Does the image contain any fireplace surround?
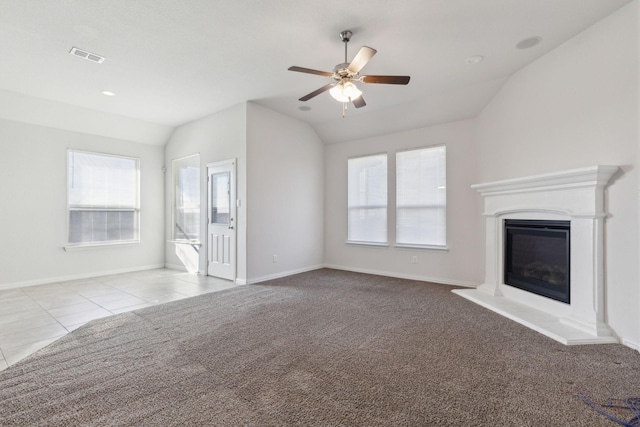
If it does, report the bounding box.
[453,165,619,345]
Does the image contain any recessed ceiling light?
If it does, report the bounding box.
[516,37,542,50]
[101,90,116,97]
[298,105,311,111]
[465,55,484,65]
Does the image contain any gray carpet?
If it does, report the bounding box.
[1,269,638,426]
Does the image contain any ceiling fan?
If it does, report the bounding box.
[288,30,410,116]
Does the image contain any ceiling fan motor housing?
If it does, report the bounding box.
[333,63,357,81]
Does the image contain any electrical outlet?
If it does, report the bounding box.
[411,256,418,264]
[273,254,278,263]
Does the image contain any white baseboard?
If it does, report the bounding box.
[0,264,166,291]
[244,264,479,288]
[164,263,188,272]
[622,338,640,352]
[322,264,481,288]
[245,265,325,285]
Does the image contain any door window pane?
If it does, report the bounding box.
[210,172,230,225]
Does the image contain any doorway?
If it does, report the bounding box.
[207,160,236,281]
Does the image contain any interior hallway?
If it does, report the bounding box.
[0,269,237,371]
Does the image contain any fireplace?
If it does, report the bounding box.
[504,220,570,304]
[452,165,619,345]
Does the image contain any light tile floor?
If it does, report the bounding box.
[0,268,237,371]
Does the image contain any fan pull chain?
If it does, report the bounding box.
[342,102,348,118]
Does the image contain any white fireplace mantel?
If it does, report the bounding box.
[453,165,620,345]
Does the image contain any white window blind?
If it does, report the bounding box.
[396,146,446,247]
[347,154,388,244]
[67,150,139,245]
[173,155,200,241]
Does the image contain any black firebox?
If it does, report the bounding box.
[504,219,570,304]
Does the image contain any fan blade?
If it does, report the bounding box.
[288,66,333,77]
[361,75,411,85]
[348,46,377,73]
[352,96,366,108]
[299,83,335,101]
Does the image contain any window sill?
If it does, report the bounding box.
[346,241,390,248]
[394,244,449,253]
[64,240,140,252]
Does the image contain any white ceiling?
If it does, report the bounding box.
[0,0,632,145]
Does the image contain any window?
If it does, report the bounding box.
[347,153,388,244]
[173,155,200,241]
[396,146,446,247]
[67,150,139,246]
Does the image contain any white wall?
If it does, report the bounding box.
[475,2,639,346]
[324,119,483,286]
[164,103,248,282]
[0,118,165,288]
[245,102,324,282]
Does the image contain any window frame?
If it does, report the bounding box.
[65,149,140,250]
[346,152,389,246]
[394,144,447,251]
[172,154,201,243]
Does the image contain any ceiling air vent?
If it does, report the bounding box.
[69,47,105,64]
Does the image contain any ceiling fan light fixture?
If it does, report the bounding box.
[329,81,362,103]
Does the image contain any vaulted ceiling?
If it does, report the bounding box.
[0,0,632,145]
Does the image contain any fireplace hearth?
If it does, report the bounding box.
[504,219,570,304]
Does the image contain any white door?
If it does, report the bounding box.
[207,160,236,280]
